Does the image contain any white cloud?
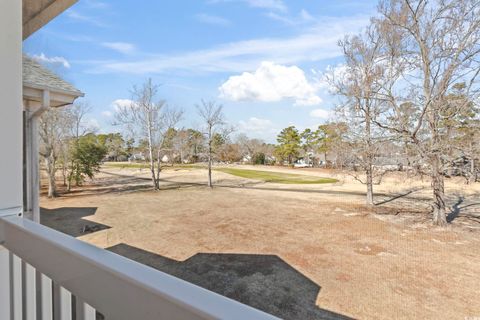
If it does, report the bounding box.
[266,9,314,25]
[103,99,135,122]
[300,9,313,21]
[85,118,100,131]
[101,110,113,117]
[101,42,136,54]
[84,0,109,9]
[316,64,351,93]
[111,99,135,112]
[66,10,106,27]
[43,30,94,43]
[244,0,287,11]
[296,96,322,106]
[219,61,322,106]
[238,117,273,133]
[196,13,231,26]
[32,53,71,68]
[210,0,287,12]
[88,15,369,74]
[265,12,294,25]
[309,108,331,119]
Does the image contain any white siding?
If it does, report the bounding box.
[0,0,22,213]
[0,4,22,317]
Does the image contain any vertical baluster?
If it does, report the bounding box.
[23,261,37,320]
[11,254,22,320]
[37,273,53,320]
[75,297,96,320]
[0,247,11,320]
[54,285,72,320]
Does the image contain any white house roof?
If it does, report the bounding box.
[23,56,83,95]
[23,55,84,107]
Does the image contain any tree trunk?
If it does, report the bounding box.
[147,132,158,190]
[45,155,57,198]
[208,128,213,188]
[366,164,374,206]
[67,169,73,192]
[149,155,158,190]
[61,162,67,186]
[431,156,447,226]
[365,103,374,206]
[469,157,475,184]
[208,155,212,188]
[156,149,162,186]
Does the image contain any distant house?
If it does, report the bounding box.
[128,153,146,162]
[241,155,251,163]
[294,159,313,168]
[315,153,337,166]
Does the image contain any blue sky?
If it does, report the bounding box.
[24,0,378,142]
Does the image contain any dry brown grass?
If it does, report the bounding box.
[40,166,480,319]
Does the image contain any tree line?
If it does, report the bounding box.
[39,0,480,227]
[38,80,275,195]
[327,0,480,225]
[40,71,479,228]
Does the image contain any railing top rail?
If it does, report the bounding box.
[0,216,279,320]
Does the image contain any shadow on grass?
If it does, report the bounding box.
[447,194,480,223]
[55,169,426,203]
[49,170,480,227]
[107,243,354,320]
[374,188,425,206]
[40,207,110,237]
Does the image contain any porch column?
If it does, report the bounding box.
[25,91,50,222]
[0,0,23,318]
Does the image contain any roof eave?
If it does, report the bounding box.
[23,81,84,98]
[23,0,79,40]
[23,83,84,108]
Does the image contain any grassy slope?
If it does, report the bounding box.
[104,162,337,184]
[104,162,151,169]
[216,168,338,184]
[104,162,202,170]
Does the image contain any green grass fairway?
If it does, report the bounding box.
[104,163,337,184]
[104,162,204,170]
[104,162,150,169]
[216,168,338,184]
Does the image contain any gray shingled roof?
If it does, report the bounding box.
[23,55,83,96]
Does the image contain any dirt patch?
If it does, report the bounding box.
[40,166,480,320]
[353,243,387,256]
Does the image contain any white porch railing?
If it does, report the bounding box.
[0,215,280,320]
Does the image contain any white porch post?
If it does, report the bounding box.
[0,0,23,318]
[25,91,50,222]
[30,111,41,222]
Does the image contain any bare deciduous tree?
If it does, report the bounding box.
[39,108,72,197]
[374,0,480,225]
[117,80,162,189]
[115,79,183,190]
[155,107,183,181]
[236,134,266,163]
[67,101,94,139]
[171,129,190,164]
[196,100,228,188]
[332,25,387,206]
